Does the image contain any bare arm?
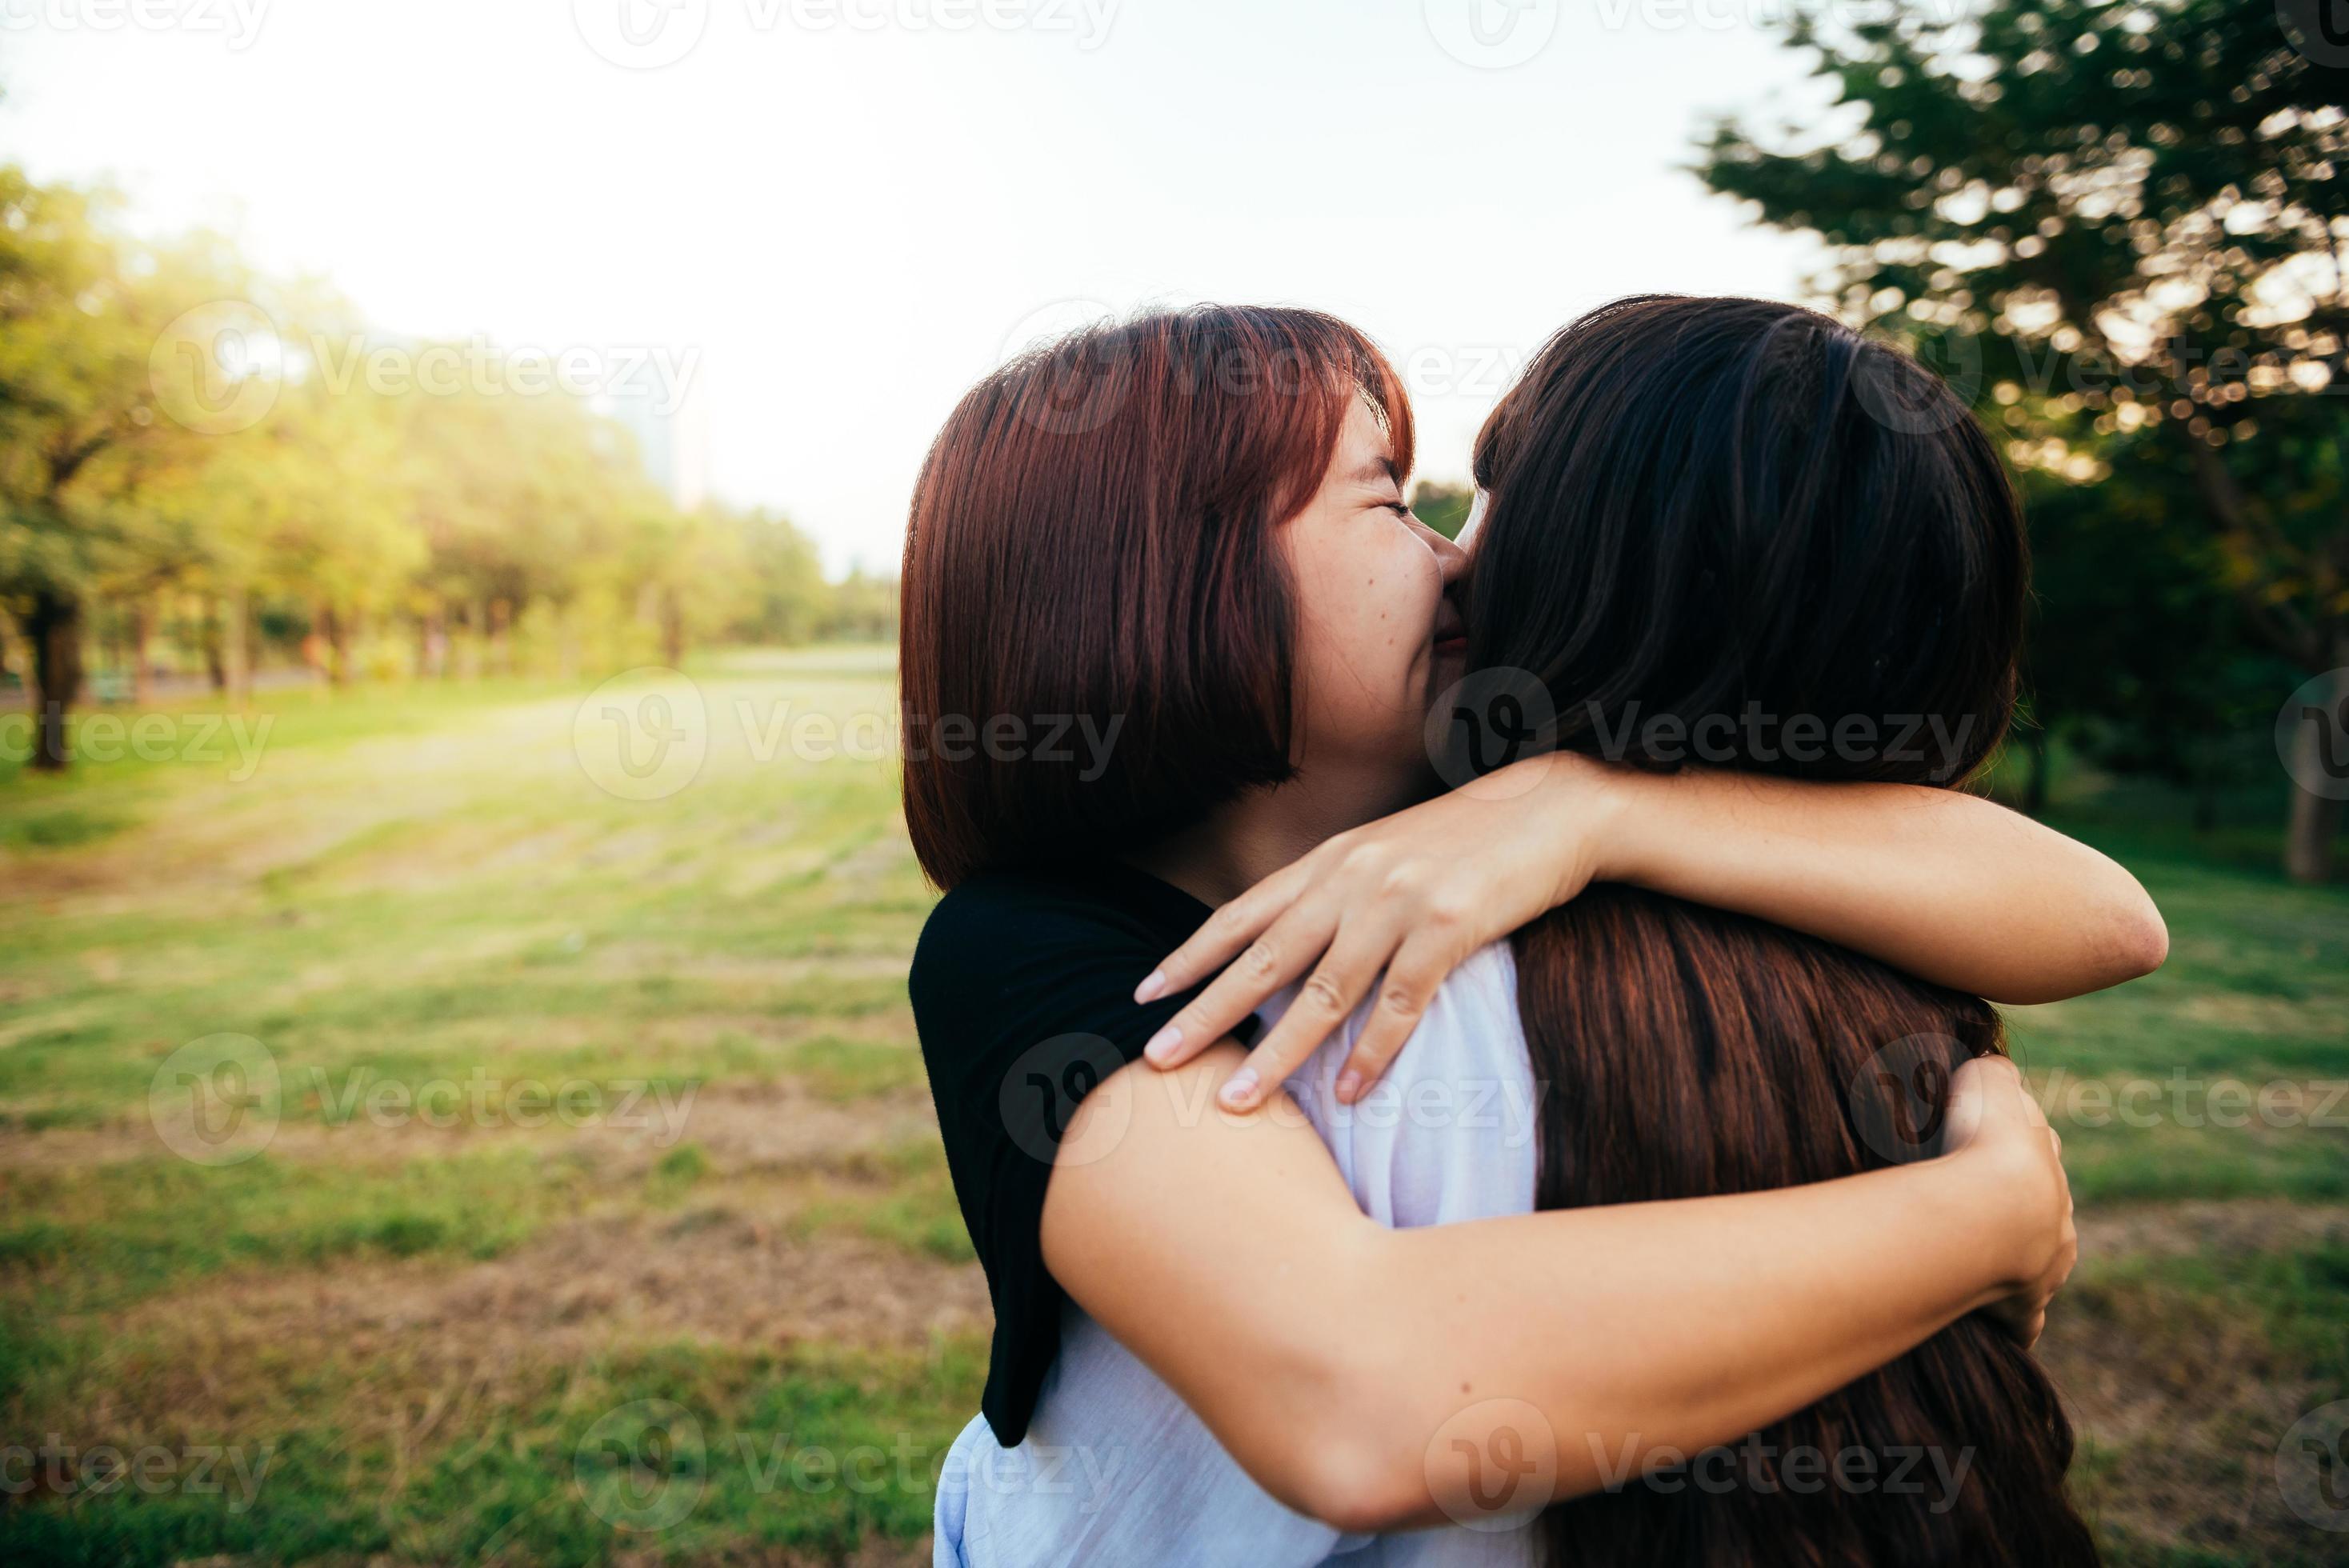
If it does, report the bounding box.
[1042,1043,2073,1533]
[1140,752,2167,1107]
[1596,763,2166,1006]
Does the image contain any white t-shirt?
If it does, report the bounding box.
[933,942,1542,1568]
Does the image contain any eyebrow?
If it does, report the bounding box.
[1347,456,1400,488]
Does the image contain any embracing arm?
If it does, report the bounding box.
[1141,751,2167,1106]
[1589,762,2167,1005]
[1042,1043,2074,1533]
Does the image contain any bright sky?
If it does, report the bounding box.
[2,0,1835,574]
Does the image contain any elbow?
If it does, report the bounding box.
[1231,1338,1433,1531]
[1275,1423,1427,1535]
[2104,882,2169,984]
[1998,874,2168,1004]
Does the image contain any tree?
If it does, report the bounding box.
[717,506,830,646]
[2021,443,2298,822]
[1699,0,2349,879]
[0,174,257,767]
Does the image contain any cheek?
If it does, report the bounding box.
[1291,528,1439,697]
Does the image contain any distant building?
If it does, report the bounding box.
[600,364,710,511]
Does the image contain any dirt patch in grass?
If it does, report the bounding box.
[106,1207,987,1382]
[2077,1198,2349,1262]
[0,1078,938,1174]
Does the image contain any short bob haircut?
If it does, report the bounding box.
[901,306,1414,890]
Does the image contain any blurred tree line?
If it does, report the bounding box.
[0,166,891,774]
[1692,0,2345,882]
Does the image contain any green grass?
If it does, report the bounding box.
[1,652,2344,1564]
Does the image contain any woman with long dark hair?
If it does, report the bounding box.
[1463,294,2092,1562]
[903,303,2156,1563]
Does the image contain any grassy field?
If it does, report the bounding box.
[1,648,2343,1566]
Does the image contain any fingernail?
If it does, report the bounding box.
[1134,970,1168,1004]
[1143,1025,1183,1064]
[1219,1068,1258,1109]
[1335,1070,1362,1103]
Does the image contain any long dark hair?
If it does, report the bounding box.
[1467,297,2097,1566]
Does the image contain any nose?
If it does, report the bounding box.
[1422,518,1469,587]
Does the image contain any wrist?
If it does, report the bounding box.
[1564,754,1651,889]
[1933,1138,2042,1312]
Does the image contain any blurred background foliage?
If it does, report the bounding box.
[0,160,888,770]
